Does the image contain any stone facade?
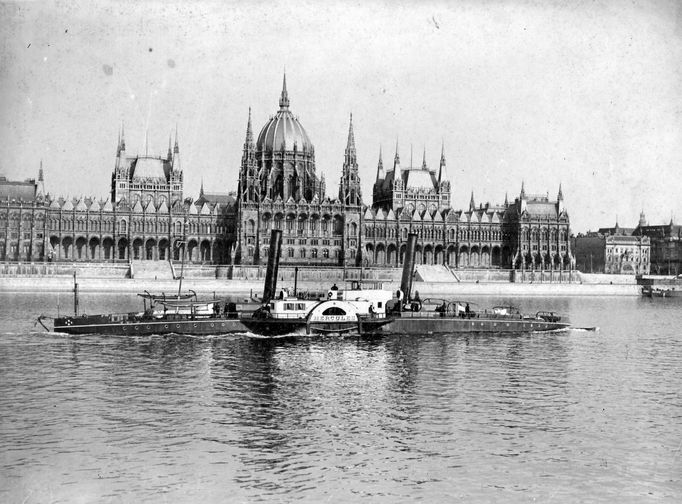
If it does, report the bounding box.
[234,76,361,266]
[1,75,575,271]
[0,137,234,264]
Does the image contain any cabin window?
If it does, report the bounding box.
[322,307,346,316]
[296,303,306,310]
[377,302,382,308]
[285,303,296,310]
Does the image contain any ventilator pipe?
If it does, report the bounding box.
[262,229,283,303]
[400,232,418,304]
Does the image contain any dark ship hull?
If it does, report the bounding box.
[52,314,250,336]
[240,315,393,337]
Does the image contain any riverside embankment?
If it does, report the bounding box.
[0,276,640,297]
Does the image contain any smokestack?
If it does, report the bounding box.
[262,229,283,303]
[400,233,418,301]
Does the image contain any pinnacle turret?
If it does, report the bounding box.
[344,113,356,164]
[438,142,448,185]
[245,107,254,147]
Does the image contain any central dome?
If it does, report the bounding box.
[256,75,313,153]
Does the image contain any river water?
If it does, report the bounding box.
[0,292,680,503]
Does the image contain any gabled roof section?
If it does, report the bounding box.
[62,199,74,211]
[89,199,101,212]
[132,200,143,212]
[200,203,211,215]
[363,207,375,220]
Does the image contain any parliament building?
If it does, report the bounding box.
[0,76,575,272]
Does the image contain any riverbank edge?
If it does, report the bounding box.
[0,277,641,297]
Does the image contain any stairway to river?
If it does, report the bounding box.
[130,260,175,280]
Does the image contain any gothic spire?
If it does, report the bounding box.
[167,134,172,159]
[504,192,509,206]
[469,191,476,212]
[438,141,448,185]
[245,107,254,147]
[557,182,563,201]
[37,160,45,197]
[346,113,355,153]
[279,72,290,109]
[421,146,427,170]
[520,180,526,199]
[394,137,400,165]
[174,124,179,154]
[200,178,205,197]
[376,146,385,182]
[120,121,126,151]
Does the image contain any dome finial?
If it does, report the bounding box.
[279,72,290,109]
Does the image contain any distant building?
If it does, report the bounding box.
[574,220,650,275]
[633,211,682,275]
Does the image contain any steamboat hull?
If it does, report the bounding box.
[240,317,393,337]
[372,315,570,335]
[53,316,250,336]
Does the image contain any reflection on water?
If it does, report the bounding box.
[0,292,681,503]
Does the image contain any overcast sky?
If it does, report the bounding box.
[1,0,681,232]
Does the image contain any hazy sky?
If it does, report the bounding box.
[1,0,681,232]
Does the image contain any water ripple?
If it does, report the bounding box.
[1,293,681,502]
